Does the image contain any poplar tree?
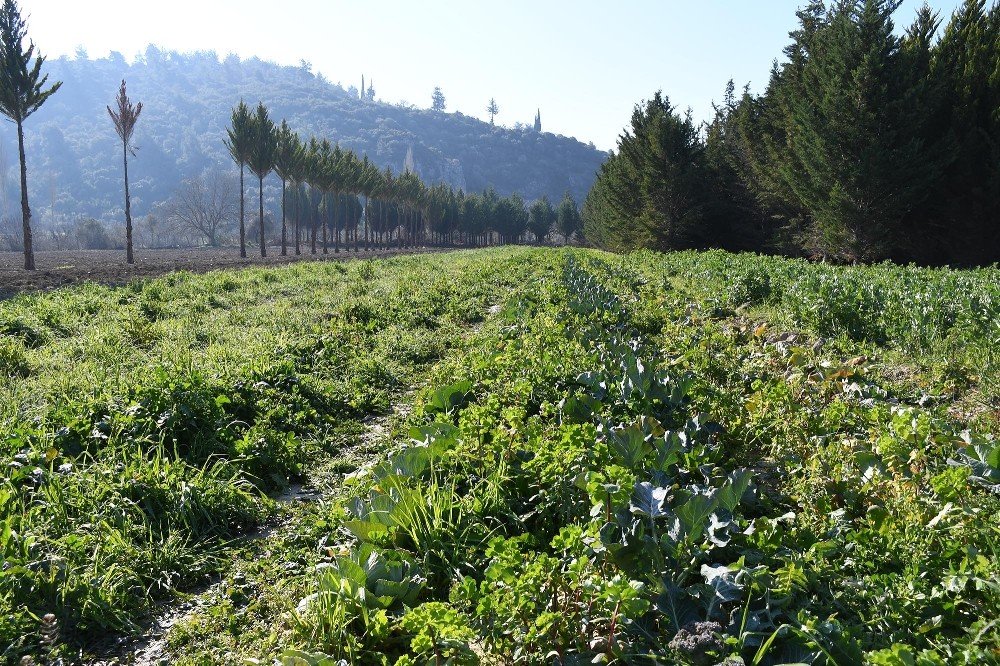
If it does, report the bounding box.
[107,79,142,264]
[0,0,61,270]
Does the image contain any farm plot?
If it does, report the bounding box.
[0,248,541,662]
[3,247,999,664]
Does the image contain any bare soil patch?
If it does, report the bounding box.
[0,246,445,298]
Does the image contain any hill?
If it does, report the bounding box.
[0,47,606,235]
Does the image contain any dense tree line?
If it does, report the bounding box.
[0,47,603,244]
[225,100,584,255]
[584,0,1000,265]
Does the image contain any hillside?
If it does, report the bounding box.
[0,47,606,230]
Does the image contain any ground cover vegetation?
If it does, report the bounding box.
[43,247,995,665]
[0,249,545,662]
[583,0,1000,266]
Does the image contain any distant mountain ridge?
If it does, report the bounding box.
[0,47,606,225]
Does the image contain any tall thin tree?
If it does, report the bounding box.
[273,120,299,256]
[108,79,142,265]
[224,100,252,258]
[486,97,499,125]
[247,101,275,257]
[0,0,60,270]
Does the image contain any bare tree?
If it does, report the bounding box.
[107,79,142,264]
[163,172,237,247]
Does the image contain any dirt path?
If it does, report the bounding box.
[89,392,415,666]
[0,246,450,299]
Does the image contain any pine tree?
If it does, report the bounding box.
[528,196,555,243]
[928,0,1000,263]
[247,102,276,257]
[486,98,499,125]
[582,93,707,251]
[556,191,581,244]
[432,86,446,111]
[273,120,301,256]
[224,100,253,258]
[533,109,541,132]
[0,0,61,270]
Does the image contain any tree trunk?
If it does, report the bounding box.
[258,174,266,257]
[332,192,339,254]
[280,179,287,256]
[123,141,133,265]
[294,184,301,255]
[365,199,371,251]
[322,193,329,254]
[239,165,247,258]
[17,121,34,271]
[310,188,317,254]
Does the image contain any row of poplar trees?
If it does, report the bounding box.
[224,101,582,256]
[584,0,1000,265]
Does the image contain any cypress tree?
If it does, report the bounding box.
[928,0,1000,264]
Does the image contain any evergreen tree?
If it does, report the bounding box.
[927,0,1000,263]
[527,196,555,243]
[273,120,300,256]
[533,109,542,132]
[486,98,499,125]
[247,101,276,257]
[556,191,581,244]
[703,80,769,250]
[777,0,941,261]
[107,79,142,265]
[584,93,708,251]
[224,100,253,258]
[0,0,61,270]
[432,86,446,111]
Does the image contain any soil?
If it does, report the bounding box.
[0,245,445,299]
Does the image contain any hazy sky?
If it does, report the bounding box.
[28,0,963,150]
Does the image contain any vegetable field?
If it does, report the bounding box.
[2,248,998,664]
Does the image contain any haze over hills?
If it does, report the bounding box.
[0,47,606,229]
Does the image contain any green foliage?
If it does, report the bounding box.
[7,247,1000,663]
[584,93,711,252]
[585,1,1000,265]
[0,249,537,661]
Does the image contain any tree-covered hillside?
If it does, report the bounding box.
[0,47,606,228]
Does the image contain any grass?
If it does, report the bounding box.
[0,249,546,661]
[3,247,999,664]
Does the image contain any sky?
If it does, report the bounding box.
[27,0,964,151]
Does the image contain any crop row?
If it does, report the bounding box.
[282,250,1000,664]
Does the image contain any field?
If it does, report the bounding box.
[2,247,999,665]
[0,247,441,299]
